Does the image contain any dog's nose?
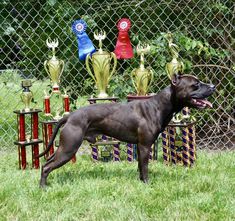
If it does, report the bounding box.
[209,84,215,91]
[209,84,216,91]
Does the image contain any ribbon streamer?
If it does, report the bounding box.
[114,18,133,59]
[72,19,96,61]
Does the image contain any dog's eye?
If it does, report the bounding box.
[193,82,200,89]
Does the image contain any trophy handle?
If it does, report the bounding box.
[180,61,185,73]
[108,52,117,81]
[144,68,154,93]
[59,60,64,79]
[85,53,96,83]
[44,60,50,77]
[131,69,138,92]
[148,68,154,87]
[165,63,172,79]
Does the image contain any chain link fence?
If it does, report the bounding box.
[0,0,234,150]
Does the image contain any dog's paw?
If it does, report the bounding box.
[139,177,149,184]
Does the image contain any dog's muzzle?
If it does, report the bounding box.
[190,84,215,109]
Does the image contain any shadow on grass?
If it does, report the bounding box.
[49,164,139,185]
[45,159,188,187]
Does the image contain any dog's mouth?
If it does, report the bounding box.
[190,98,213,109]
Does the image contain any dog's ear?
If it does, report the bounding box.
[171,74,181,86]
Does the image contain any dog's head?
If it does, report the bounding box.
[171,74,216,109]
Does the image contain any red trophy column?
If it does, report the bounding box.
[63,94,70,114]
[32,112,40,169]
[14,110,42,170]
[19,114,26,169]
[44,95,51,116]
[48,124,54,155]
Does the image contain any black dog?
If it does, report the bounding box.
[38,74,215,187]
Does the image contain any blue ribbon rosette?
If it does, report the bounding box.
[72,19,96,61]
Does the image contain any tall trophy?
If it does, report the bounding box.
[165,33,189,122]
[86,30,117,98]
[131,43,153,96]
[44,38,64,92]
[165,32,184,80]
[44,38,70,120]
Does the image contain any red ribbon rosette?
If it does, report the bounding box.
[114,18,134,59]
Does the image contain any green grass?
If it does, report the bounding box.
[0,150,234,221]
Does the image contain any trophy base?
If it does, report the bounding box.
[53,115,63,121]
[127,94,153,102]
[20,108,36,113]
[22,108,31,113]
[97,92,109,98]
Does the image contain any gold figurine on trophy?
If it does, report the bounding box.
[44,38,64,92]
[165,33,189,122]
[165,32,184,80]
[86,30,117,98]
[131,43,153,96]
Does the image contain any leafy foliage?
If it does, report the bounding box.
[1,0,234,92]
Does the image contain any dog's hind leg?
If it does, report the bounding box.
[40,125,85,188]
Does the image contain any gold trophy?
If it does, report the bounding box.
[165,32,184,80]
[43,38,70,120]
[44,38,64,92]
[20,79,33,112]
[165,33,187,122]
[131,43,153,96]
[86,30,117,98]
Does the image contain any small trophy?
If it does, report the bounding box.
[165,32,184,80]
[20,79,33,112]
[44,38,64,92]
[86,30,117,98]
[131,43,153,96]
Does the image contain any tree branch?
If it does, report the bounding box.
[193,64,234,73]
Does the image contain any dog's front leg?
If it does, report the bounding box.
[137,143,151,183]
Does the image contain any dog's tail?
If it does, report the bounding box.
[35,115,69,158]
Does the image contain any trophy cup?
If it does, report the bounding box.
[131,43,153,96]
[165,32,184,80]
[20,79,33,112]
[44,38,64,92]
[86,30,117,98]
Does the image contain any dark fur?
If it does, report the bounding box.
[38,74,215,187]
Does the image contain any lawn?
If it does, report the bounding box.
[0,150,234,221]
